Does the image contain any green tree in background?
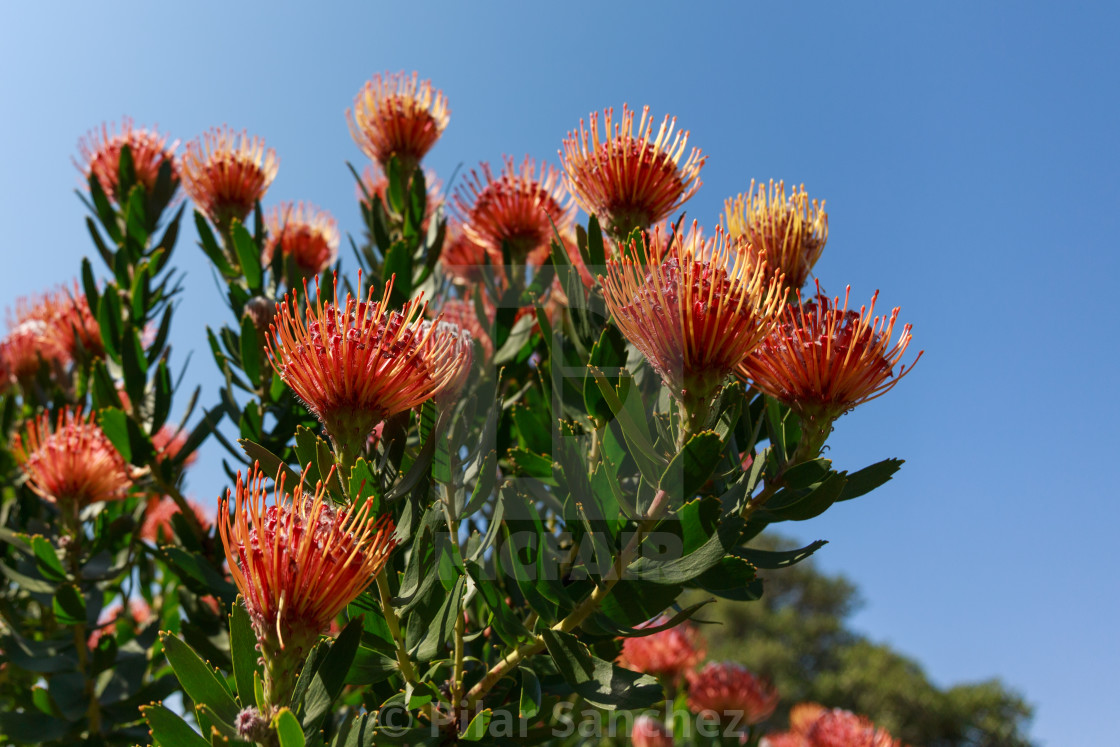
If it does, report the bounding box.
[691,536,1034,746]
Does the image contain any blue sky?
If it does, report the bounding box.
[2,2,1117,743]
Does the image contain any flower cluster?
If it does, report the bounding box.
[454,155,575,266]
[181,126,278,232]
[1,282,102,385]
[561,104,705,240]
[762,703,902,747]
[686,661,780,725]
[263,201,340,278]
[348,71,449,175]
[76,117,179,203]
[218,465,396,703]
[618,617,706,683]
[267,275,472,458]
[13,408,132,508]
[738,284,921,431]
[601,227,785,429]
[723,180,829,292]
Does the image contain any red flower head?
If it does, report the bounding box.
[561,104,705,240]
[686,661,779,725]
[601,227,785,431]
[13,408,132,507]
[181,126,278,232]
[737,283,922,437]
[141,496,212,544]
[632,715,675,747]
[263,202,340,277]
[218,465,396,703]
[440,220,494,285]
[618,616,705,683]
[267,274,472,461]
[435,298,492,363]
[454,155,575,266]
[805,709,900,747]
[76,117,179,204]
[2,283,103,382]
[723,180,829,292]
[348,71,449,175]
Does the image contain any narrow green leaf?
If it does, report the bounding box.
[460,709,492,741]
[660,430,724,497]
[160,632,239,725]
[231,220,263,290]
[540,630,662,709]
[141,704,210,747]
[837,458,904,501]
[274,708,306,747]
[52,583,86,626]
[239,313,262,388]
[518,668,541,719]
[30,536,67,582]
[230,599,261,707]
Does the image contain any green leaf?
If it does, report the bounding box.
[297,616,364,730]
[540,630,662,709]
[765,471,849,522]
[194,211,236,277]
[230,599,261,707]
[274,708,306,747]
[160,632,240,725]
[782,458,833,490]
[239,438,302,489]
[231,220,263,290]
[584,326,627,424]
[660,430,724,498]
[30,536,67,582]
[586,214,606,269]
[837,458,904,501]
[383,242,412,306]
[627,514,745,585]
[141,704,210,747]
[96,285,123,363]
[413,574,464,661]
[345,646,398,686]
[588,366,663,484]
[518,668,541,719]
[460,709,492,741]
[52,583,86,626]
[97,407,153,465]
[736,539,827,569]
[694,556,761,601]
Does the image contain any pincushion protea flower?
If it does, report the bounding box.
[686,661,779,725]
[454,155,575,265]
[440,220,494,285]
[267,275,471,464]
[761,704,901,747]
[618,616,706,683]
[358,162,443,221]
[13,408,132,509]
[601,227,785,434]
[218,464,396,708]
[181,126,278,232]
[631,715,675,747]
[140,496,211,543]
[348,71,449,175]
[436,298,493,362]
[263,201,340,277]
[723,180,828,292]
[76,117,179,204]
[737,283,921,446]
[1,283,103,381]
[561,104,705,240]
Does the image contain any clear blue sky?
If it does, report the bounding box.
[2,3,1117,743]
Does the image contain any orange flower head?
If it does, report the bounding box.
[263,202,340,277]
[181,126,278,231]
[723,180,828,292]
[219,465,396,701]
[632,715,674,747]
[737,283,922,428]
[435,298,492,363]
[561,104,705,239]
[2,283,102,380]
[804,709,901,747]
[601,226,785,426]
[76,117,178,203]
[686,661,779,725]
[789,703,828,735]
[267,274,472,459]
[13,408,132,507]
[440,220,494,285]
[618,616,705,683]
[454,155,575,265]
[141,496,212,544]
[348,71,449,174]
